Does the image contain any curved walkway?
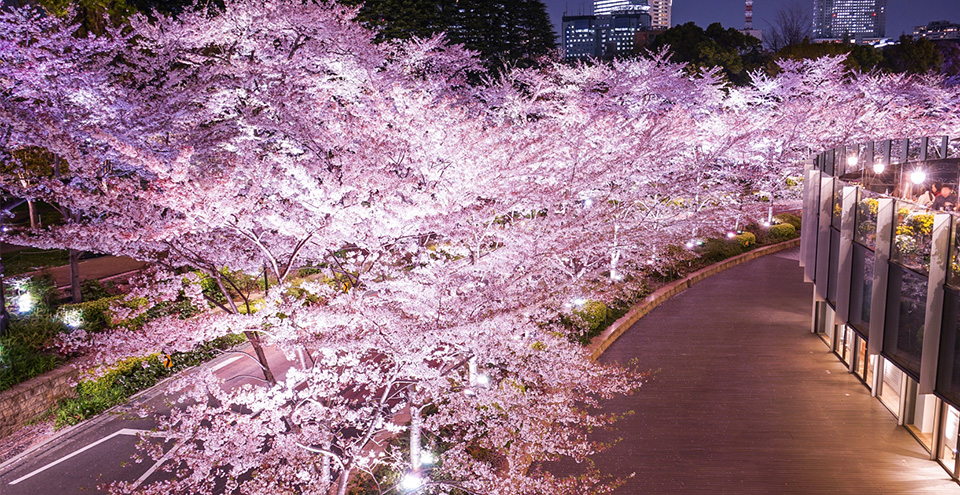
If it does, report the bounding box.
[589,248,960,494]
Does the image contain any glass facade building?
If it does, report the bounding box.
[562,12,652,61]
[593,0,669,29]
[804,135,960,480]
[812,0,887,40]
[913,20,960,42]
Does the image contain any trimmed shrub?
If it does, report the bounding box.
[53,333,246,427]
[700,238,743,262]
[575,300,608,331]
[770,223,797,240]
[80,279,118,301]
[774,212,802,230]
[56,296,123,333]
[734,232,756,248]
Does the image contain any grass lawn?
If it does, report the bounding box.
[1,248,70,276]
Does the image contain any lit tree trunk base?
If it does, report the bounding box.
[69,249,81,303]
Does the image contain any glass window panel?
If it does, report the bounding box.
[949,137,960,160]
[855,336,868,381]
[893,200,933,275]
[831,181,843,228]
[949,217,960,289]
[855,191,879,250]
[827,228,840,306]
[884,264,927,377]
[941,404,960,476]
[937,288,960,406]
[844,326,854,364]
[879,358,903,418]
[849,245,873,331]
[904,377,936,451]
[908,138,923,162]
[890,139,905,164]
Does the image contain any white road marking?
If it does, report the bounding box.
[130,440,181,489]
[9,428,151,485]
[210,355,244,372]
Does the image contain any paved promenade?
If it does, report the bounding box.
[589,248,960,494]
[27,255,147,289]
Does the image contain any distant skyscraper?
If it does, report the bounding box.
[913,20,960,42]
[593,0,643,15]
[812,0,887,41]
[563,10,652,60]
[647,0,671,29]
[594,0,670,28]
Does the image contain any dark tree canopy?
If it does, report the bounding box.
[773,41,883,74]
[649,22,765,85]
[34,0,203,35]
[881,35,944,75]
[341,0,557,72]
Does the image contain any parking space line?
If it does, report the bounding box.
[8,428,151,485]
[130,440,181,489]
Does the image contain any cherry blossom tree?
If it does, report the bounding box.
[1,1,959,494]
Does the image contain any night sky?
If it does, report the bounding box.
[543,0,960,40]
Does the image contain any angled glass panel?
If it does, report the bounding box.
[892,200,933,275]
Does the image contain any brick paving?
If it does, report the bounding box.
[583,247,960,494]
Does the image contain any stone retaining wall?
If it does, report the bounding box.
[0,363,77,437]
[587,237,802,360]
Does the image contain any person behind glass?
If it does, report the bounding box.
[918,181,942,207]
[932,184,959,211]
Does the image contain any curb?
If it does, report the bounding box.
[0,344,252,475]
[54,268,146,292]
[586,237,802,361]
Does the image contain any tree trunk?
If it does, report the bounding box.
[210,271,276,385]
[410,405,422,470]
[243,330,277,385]
[321,440,332,491]
[337,466,352,495]
[69,249,81,303]
[27,200,37,228]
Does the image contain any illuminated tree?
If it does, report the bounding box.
[0,1,958,494]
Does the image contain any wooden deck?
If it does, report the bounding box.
[583,248,960,494]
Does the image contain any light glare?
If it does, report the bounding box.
[17,293,33,313]
[910,169,926,185]
[400,473,423,491]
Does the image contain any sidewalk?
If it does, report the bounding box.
[575,247,960,494]
[26,256,147,288]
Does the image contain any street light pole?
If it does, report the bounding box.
[0,221,8,337]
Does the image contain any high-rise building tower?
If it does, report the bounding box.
[647,0,672,29]
[594,0,626,15]
[812,0,887,41]
[594,0,670,29]
[564,10,652,60]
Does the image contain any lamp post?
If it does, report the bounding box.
[0,221,8,337]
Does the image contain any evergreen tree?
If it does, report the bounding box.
[649,22,764,86]
[341,0,459,43]
[881,35,943,75]
[343,0,557,72]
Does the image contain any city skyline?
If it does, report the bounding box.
[812,0,887,40]
[546,0,960,40]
